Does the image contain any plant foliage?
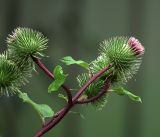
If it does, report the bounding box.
[0,27,145,127]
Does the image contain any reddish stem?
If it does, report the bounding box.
[34,104,73,137]
[72,64,111,103]
[31,56,73,105]
[75,79,110,104]
[32,58,111,137]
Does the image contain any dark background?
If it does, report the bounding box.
[0,0,159,137]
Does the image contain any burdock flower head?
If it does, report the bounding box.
[7,27,48,63]
[90,36,145,83]
[77,36,145,109]
[0,53,23,96]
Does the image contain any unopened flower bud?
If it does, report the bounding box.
[128,37,144,56]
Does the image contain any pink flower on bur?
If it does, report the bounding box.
[128,37,145,56]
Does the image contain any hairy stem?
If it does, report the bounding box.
[33,61,111,137]
[31,56,73,105]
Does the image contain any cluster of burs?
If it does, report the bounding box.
[77,36,144,108]
[0,28,48,96]
[0,27,144,109]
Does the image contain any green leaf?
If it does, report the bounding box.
[111,87,142,103]
[58,93,68,102]
[18,92,54,123]
[61,56,89,69]
[48,65,68,93]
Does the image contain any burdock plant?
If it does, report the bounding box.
[0,27,145,137]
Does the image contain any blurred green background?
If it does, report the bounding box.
[0,0,159,137]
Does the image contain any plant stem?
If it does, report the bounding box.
[75,79,110,104]
[33,59,111,137]
[72,64,112,102]
[34,104,73,137]
[31,56,73,105]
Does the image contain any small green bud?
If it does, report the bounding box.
[7,27,48,62]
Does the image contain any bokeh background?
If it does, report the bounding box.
[0,0,159,137]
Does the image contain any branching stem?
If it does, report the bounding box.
[72,64,112,103]
[31,56,73,105]
[75,79,110,104]
[32,57,112,137]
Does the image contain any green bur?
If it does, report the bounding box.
[96,37,142,83]
[0,53,23,96]
[77,37,143,109]
[7,27,48,61]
